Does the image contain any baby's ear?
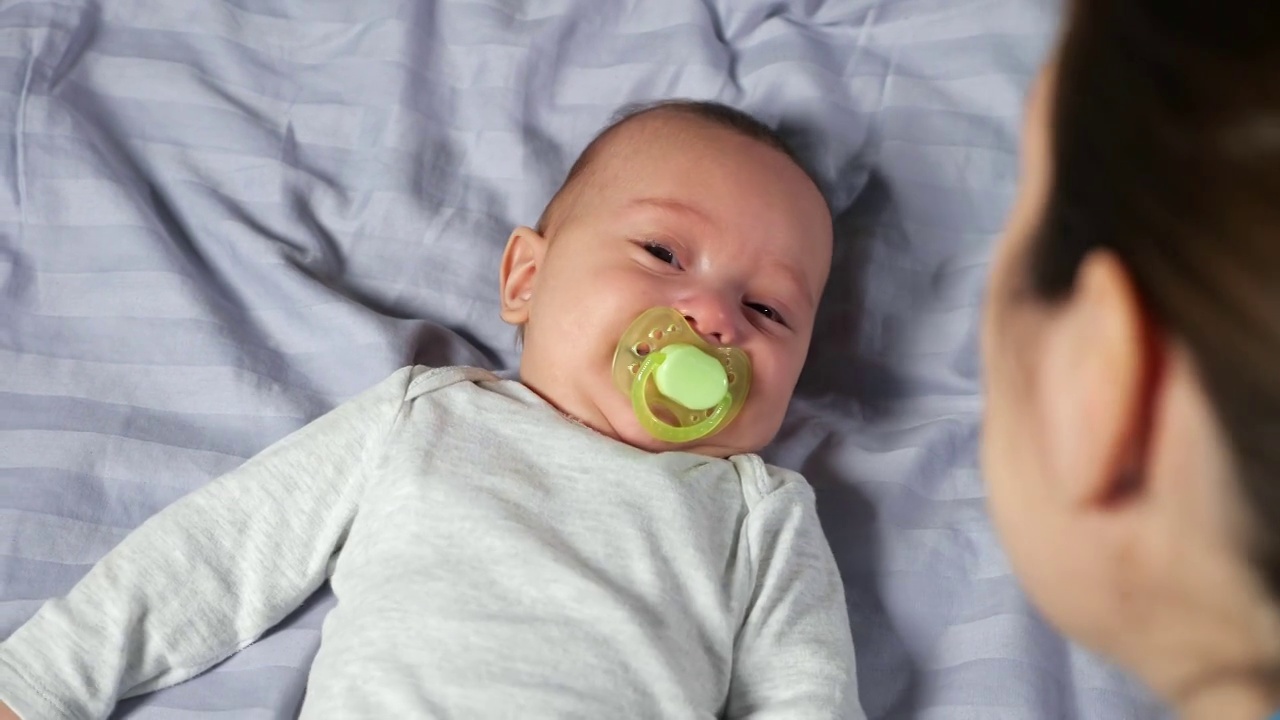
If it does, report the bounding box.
[499,226,547,326]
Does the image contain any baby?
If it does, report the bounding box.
[0,101,861,719]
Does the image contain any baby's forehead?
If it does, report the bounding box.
[580,111,706,173]
[610,108,751,152]
[575,111,782,195]
[540,107,829,263]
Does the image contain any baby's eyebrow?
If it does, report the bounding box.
[628,195,819,306]
[775,263,818,310]
[627,197,712,223]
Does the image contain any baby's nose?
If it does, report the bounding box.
[679,297,738,346]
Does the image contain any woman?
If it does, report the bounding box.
[982,1,1280,719]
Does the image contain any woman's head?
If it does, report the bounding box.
[982,0,1280,706]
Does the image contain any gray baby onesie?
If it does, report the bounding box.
[0,366,861,719]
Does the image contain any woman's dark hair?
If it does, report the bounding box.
[1029,1,1280,593]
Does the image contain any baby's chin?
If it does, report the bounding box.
[682,428,773,459]
[619,430,760,459]
[601,403,773,458]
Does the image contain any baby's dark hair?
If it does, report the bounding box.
[535,99,816,237]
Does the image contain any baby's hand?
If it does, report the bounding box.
[0,701,19,720]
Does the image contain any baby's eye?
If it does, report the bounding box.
[643,242,680,268]
[746,302,787,327]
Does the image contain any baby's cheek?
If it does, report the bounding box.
[748,387,791,434]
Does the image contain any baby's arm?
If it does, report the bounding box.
[727,475,865,720]
[0,367,419,720]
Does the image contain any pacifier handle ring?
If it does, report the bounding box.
[631,351,733,443]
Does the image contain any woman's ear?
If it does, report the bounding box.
[1038,249,1163,510]
[499,226,547,326]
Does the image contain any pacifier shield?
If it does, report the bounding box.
[611,307,751,443]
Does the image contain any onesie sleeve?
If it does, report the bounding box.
[726,466,865,720]
[0,366,421,720]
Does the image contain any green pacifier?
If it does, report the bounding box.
[611,307,752,443]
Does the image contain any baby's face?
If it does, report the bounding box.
[501,113,832,457]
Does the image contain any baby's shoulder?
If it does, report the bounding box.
[402,365,502,401]
[726,453,815,508]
